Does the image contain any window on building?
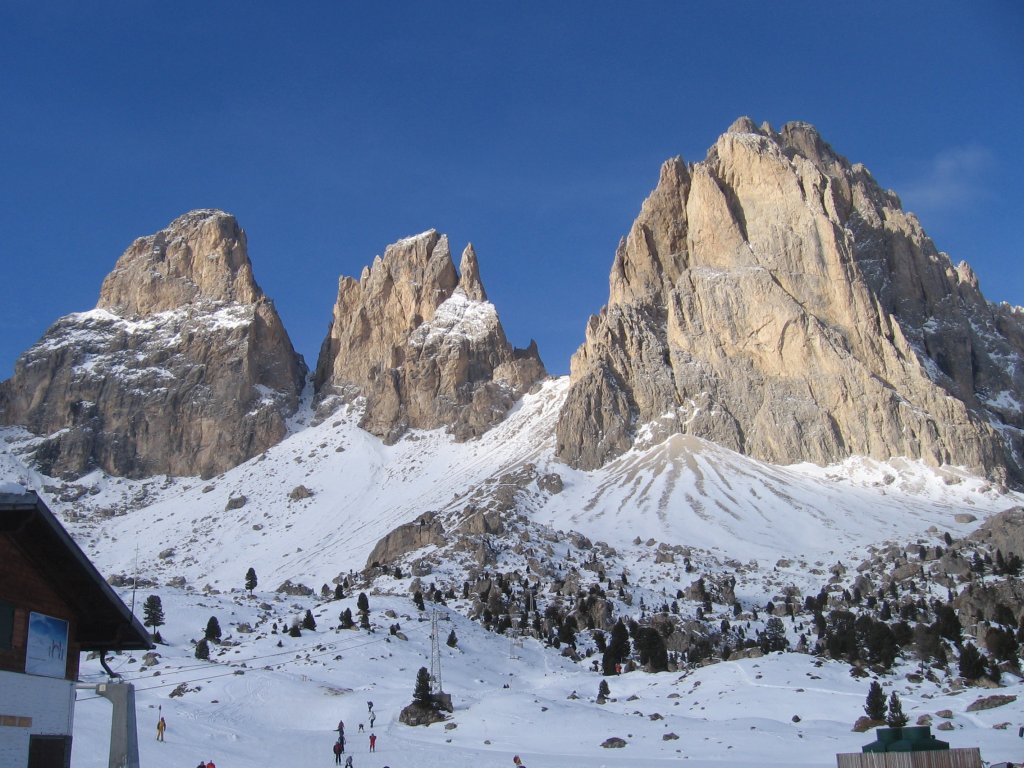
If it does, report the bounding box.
[0,600,14,650]
[28,734,71,768]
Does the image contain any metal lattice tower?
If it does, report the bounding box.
[429,608,443,694]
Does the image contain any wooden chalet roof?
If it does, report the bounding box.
[0,490,152,652]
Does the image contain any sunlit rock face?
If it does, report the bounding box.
[313,230,545,443]
[557,118,1024,484]
[0,209,307,478]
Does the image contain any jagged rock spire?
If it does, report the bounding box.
[458,244,488,302]
[314,232,544,443]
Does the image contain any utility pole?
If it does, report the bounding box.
[428,608,454,712]
[509,611,522,660]
[429,608,442,695]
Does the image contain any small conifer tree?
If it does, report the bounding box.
[598,679,610,699]
[302,609,317,631]
[334,583,345,600]
[245,567,258,594]
[357,592,370,613]
[339,608,354,629]
[864,680,887,721]
[446,629,458,648]
[288,621,302,637]
[195,638,210,660]
[886,692,908,727]
[959,642,985,679]
[204,616,222,643]
[413,591,425,611]
[142,595,165,637]
[413,666,433,708]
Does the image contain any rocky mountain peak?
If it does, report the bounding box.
[314,232,545,443]
[98,209,261,315]
[726,115,760,135]
[557,118,1024,484]
[0,210,306,479]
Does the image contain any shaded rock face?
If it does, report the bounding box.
[557,118,1024,483]
[0,210,307,478]
[314,230,545,442]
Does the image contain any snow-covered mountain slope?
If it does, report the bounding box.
[2,376,1016,593]
[67,589,1024,768]
[4,376,1024,767]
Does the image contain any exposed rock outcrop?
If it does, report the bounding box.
[314,230,545,442]
[366,511,447,568]
[557,118,1024,483]
[0,210,306,478]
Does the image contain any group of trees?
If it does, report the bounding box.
[863,681,908,727]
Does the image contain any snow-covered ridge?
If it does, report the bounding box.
[32,303,254,354]
[408,290,500,348]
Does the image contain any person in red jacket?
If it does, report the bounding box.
[369,732,377,752]
[333,738,343,764]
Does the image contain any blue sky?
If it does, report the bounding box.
[1,2,1021,378]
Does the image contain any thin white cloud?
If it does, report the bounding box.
[899,145,994,211]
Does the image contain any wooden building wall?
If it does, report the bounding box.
[0,537,81,681]
[836,748,983,768]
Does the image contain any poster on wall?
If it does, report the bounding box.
[26,611,69,678]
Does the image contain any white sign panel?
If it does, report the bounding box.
[25,612,69,678]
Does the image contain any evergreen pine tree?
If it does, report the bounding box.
[864,681,887,721]
[142,595,165,636]
[339,608,354,629]
[759,617,789,653]
[302,609,317,631]
[446,629,458,648]
[933,603,962,645]
[334,584,345,600]
[204,616,222,643]
[635,626,668,671]
[245,567,258,594]
[357,592,370,613]
[289,621,302,637]
[598,679,610,699]
[195,638,210,660]
[413,591,425,611]
[886,692,908,727]
[987,656,1002,684]
[959,642,985,679]
[413,666,433,708]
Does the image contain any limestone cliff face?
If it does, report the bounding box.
[556,118,1024,483]
[0,210,307,478]
[313,230,545,442]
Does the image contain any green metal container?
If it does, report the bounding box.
[861,726,949,753]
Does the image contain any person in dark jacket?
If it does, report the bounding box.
[333,739,343,764]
